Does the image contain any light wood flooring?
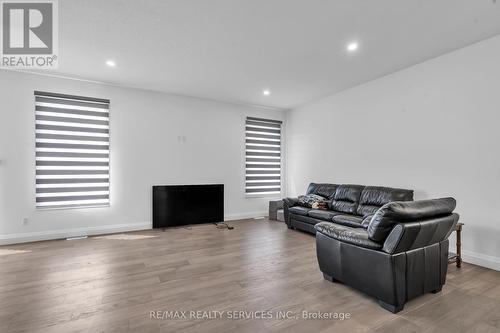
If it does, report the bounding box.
[1,219,499,333]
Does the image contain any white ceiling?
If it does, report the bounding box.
[31,0,500,109]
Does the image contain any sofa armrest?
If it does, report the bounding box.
[283,197,299,207]
[382,213,459,254]
[282,197,299,226]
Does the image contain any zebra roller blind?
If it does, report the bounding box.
[35,91,110,209]
[245,117,282,195]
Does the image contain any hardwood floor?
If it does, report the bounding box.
[1,219,499,333]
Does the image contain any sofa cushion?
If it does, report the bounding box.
[288,206,311,216]
[308,209,341,221]
[315,222,382,250]
[356,186,414,216]
[306,183,338,199]
[331,214,363,228]
[291,214,322,226]
[330,185,364,214]
[368,197,457,242]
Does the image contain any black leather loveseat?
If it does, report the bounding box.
[283,183,459,313]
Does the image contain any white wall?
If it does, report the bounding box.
[286,35,500,271]
[0,70,285,244]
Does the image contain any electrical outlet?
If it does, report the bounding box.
[22,217,28,225]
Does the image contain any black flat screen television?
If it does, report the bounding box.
[152,184,224,228]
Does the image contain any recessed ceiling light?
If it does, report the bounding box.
[106,60,116,67]
[347,42,359,52]
[263,89,270,96]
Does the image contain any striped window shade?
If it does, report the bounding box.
[245,117,282,196]
[35,91,110,209]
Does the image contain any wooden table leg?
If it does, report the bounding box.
[456,224,462,268]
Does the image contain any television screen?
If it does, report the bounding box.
[152,184,224,228]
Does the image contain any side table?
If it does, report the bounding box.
[448,222,464,268]
[269,200,284,221]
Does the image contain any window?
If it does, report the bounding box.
[35,91,110,209]
[245,117,282,196]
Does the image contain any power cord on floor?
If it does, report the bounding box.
[214,222,234,230]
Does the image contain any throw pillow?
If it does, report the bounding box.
[298,194,326,208]
[311,201,328,210]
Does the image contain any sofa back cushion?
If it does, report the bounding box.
[306,183,338,199]
[382,213,459,254]
[330,184,364,214]
[356,186,413,216]
[367,197,457,242]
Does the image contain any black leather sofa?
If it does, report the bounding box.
[283,183,414,233]
[283,183,459,313]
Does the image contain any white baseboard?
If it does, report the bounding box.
[225,211,268,221]
[462,250,500,272]
[0,211,267,246]
[0,222,152,246]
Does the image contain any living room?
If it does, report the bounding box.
[0,1,499,332]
